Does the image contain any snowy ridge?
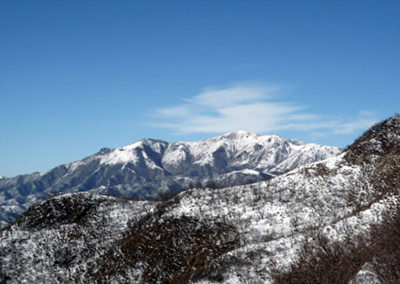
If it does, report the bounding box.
[0,131,340,227]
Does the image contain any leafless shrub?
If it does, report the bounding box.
[205,181,222,190]
[369,205,400,284]
[92,216,240,283]
[271,232,371,284]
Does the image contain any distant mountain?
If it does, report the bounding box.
[0,131,340,227]
[1,116,399,283]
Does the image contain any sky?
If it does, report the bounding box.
[1,0,399,177]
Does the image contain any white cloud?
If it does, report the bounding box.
[310,112,379,138]
[151,84,379,139]
[187,84,279,108]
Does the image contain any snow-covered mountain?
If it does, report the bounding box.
[1,116,400,283]
[0,131,340,227]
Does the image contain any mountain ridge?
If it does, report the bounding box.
[0,131,340,228]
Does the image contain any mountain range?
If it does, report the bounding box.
[3,117,400,283]
[0,131,340,228]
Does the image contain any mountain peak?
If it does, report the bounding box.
[345,115,400,165]
[0,130,340,227]
[220,130,259,140]
[139,137,167,144]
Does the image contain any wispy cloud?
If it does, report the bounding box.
[309,111,379,139]
[151,83,379,139]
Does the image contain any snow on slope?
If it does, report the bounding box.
[95,131,339,174]
[163,154,391,283]
[0,148,394,283]
[0,131,340,227]
[2,117,399,283]
[0,193,156,283]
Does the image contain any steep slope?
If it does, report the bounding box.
[2,117,400,283]
[0,131,340,227]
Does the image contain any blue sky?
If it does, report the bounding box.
[1,0,399,177]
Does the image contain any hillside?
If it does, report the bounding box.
[0,131,340,228]
[1,117,400,283]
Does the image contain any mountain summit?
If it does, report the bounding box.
[0,132,340,227]
[345,115,400,164]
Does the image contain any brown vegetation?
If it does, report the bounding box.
[272,200,400,284]
[92,214,240,283]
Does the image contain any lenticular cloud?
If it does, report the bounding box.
[151,83,379,137]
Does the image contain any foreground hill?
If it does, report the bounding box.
[0,131,340,227]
